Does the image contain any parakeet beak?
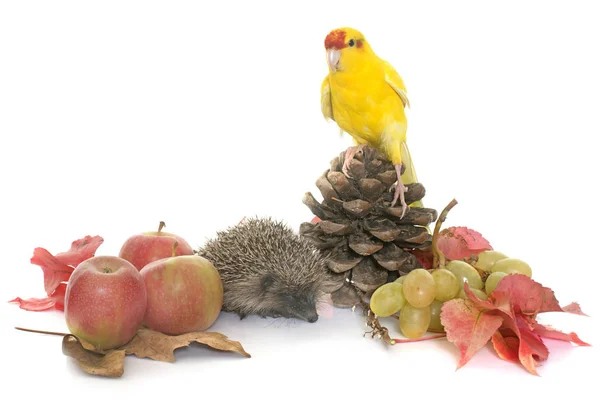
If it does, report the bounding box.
[327,49,341,72]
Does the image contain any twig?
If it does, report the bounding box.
[15,327,69,336]
[432,198,458,269]
[359,300,446,345]
[361,300,395,345]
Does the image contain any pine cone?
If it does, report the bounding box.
[300,146,438,308]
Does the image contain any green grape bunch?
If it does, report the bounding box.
[367,249,534,341]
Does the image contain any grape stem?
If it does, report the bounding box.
[359,298,447,345]
[432,198,458,269]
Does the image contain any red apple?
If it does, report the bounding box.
[118,221,195,271]
[64,256,147,350]
[140,252,223,335]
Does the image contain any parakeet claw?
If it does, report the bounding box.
[391,164,408,218]
[342,146,359,178]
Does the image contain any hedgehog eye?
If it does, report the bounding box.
[348,39,355,47]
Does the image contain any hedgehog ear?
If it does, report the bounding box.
[260,274,275,295]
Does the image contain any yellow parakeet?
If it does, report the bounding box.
[321,27,420,218]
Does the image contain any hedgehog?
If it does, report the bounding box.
[197,217,333,323]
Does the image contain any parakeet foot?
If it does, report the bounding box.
[342,146,358,178]
[342,144,367,178]
[391,164,408,218]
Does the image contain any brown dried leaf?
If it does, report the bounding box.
[62,335,125,378]
[122,328,251,362]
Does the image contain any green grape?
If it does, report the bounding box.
[485,271,508,294]
[402,269,436,308]
[431,269,459,301]
[474,250,508,272]
[428,300,444,333]
[399,303,431,339]
[369,282,406,317]
[446,260,483,290]
[457,288,487,301]
[395,275,407,285]
[491,258,532,277]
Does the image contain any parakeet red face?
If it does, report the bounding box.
[324,28,366,72]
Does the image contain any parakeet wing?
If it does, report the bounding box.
[320,76,334,121]
[383,60,410,108]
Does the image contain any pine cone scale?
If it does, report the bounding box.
[327,171,361,200]
[348,233,384,255]
[342,199,372,218]
[351,257,388,292]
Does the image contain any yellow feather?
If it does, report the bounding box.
[384,60,411,109]
[320,76,333,121]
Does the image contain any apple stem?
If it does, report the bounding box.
[15,326,69,336]
[172,241,179,257]
[158,221,166,233]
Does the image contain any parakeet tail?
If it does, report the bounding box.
[400,142,423,209]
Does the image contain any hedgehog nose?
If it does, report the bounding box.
[307,315,318,323]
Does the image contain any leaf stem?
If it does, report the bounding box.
[15,327,69,336]
[432,198,458,269]
[389,333,447,344]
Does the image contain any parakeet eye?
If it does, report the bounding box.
[348,39,355,47]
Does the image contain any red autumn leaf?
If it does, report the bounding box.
[439,298,504,369]
[10,235,103,312]
[465,280,586,375]
[408,248,433,269]
[30,248,74,295]
[9,282,67,311]
[29,235,103,295]
[491,330,520,363]
[560,302,587,316]
[9,296,56,311]
[53,283,68,310]
[489,274,586,317]
[443,276,589,375]
[513,314,550,375]
[437,226,493,260]
[532,322,590,346]
[54,235,104,266]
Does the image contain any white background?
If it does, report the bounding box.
[1,0,599,398]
